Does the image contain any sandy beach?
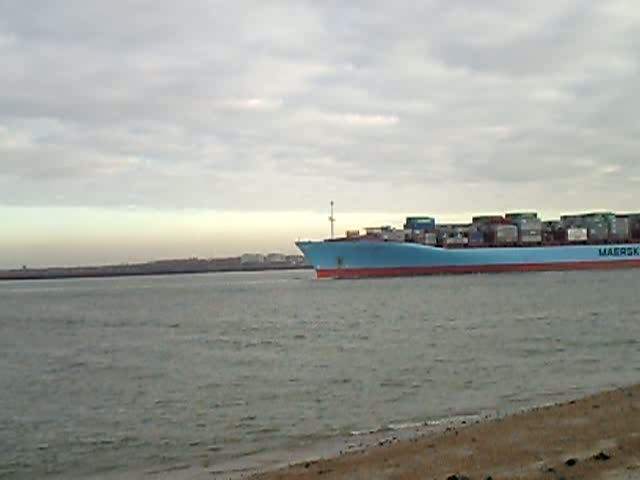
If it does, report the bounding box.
[250,384,640,480]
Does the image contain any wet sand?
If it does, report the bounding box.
[251,384,640,480]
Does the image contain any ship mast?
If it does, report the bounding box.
[329,201,335,239]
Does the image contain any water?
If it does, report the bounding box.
[1,269,639,479]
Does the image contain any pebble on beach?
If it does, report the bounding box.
[593,451,611,461]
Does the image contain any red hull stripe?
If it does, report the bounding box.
[316,259,640,278]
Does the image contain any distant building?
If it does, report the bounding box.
[266,253,287,263]
[285,255,305,265]
[240,253,266,264]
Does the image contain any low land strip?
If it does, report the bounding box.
[0,257,310,281]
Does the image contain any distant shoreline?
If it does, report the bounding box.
[0,259,312,282]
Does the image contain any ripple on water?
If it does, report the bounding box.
[2,269,640,479]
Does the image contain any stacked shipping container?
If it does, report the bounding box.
[472,215,518,245]
[610,216,630,241]
[343,211,640,247]
[506,212,542,244]
[629,214,640,240]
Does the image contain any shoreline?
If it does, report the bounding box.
[248,383,640,480]
[0,265,312,282]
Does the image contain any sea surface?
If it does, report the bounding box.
[1,269,639,479]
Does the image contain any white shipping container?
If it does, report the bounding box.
[567,228,588,242]
[520,234,542,243]
[444,236,468,245]
[424,233,438,245]
[383,230,406,242]
[493,224,518,243]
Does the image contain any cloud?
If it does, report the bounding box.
[221,98,284,111]
[0,125,142,182]
[0,0,639,215]
[318,112,399,127]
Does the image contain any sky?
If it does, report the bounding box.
[1,1,640,267]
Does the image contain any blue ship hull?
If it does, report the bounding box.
[295,240,640,278]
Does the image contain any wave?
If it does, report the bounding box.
[349,412,483,437]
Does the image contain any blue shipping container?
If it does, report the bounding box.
[469,231,485,243]
[405,217,435,231]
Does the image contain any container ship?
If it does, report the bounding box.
[296,210,640,278]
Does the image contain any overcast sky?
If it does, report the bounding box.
[1,1,640,266]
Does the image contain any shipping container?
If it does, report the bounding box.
[404,224,435,232]
[437,223,470,232]
[490,224,518,244]
[587,212,615,219]
[543,220,562,229]
[542,221,562,238]
[410,231,425,242]
[609,216,629,240]
[520,234,542,243]
[564,212,615,228]
[443,236,468,246]
[403,229,415,241]
[553,228,568,242]
[512,217,542,226]
[585,219,612,230]
[561,212,604,226]
[472,215,503,224]
[506,212,538,220]
[424,233,438,245]
[382,230,405,242]
[346,230,360,238]
[468,231,485,244]
[513,218,543,239]
[575,212,615,221]
[629,215,640,237]
[365,227,383,235]
[519,228,542,235]
[561,215,585,228]
[567,227,588,242]
[519,227,542,243]
[588,225,609,242]
[436,225,470,244]
[406,216,435,223]
[405,216,435,232]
